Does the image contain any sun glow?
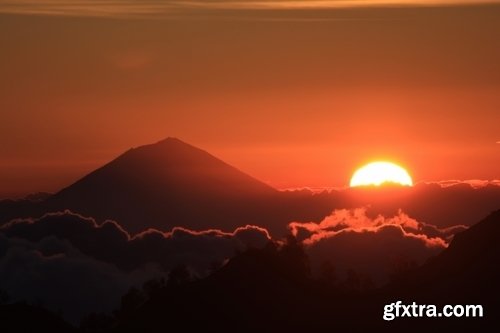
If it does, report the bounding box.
[350,161,413,187]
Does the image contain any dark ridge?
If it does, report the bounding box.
[0,303,76,333]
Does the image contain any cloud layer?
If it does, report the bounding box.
[0,206,475,322]
[0,233,160,324]
[0,211,271,323]
[289,208,463,284]
[1,211,270,273]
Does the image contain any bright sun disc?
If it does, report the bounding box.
[350,161,413,187]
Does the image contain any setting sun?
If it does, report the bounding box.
[350,161,413,187]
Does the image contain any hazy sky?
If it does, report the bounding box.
[1,1,499,196]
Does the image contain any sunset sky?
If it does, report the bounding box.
[1,1,499,197]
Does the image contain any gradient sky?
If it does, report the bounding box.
[1,1,499,197]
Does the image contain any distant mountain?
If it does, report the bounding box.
[1,137,498,235]
[45,138,281,233]
[0,138,335,235]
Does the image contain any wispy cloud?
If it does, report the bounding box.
[0,0,499,18]
[0,0,180,18]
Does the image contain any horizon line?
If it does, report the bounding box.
[2,179,500,200]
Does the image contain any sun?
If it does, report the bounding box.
[350,161,413,187]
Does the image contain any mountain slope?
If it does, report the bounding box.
[392,209,500,300]
[46,138,281,233]
[0,303,76,333]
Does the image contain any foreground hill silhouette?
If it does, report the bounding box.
[112,210,500,332]
[1,211,498,332]
[0,303,76,332]
[389,209,500,303]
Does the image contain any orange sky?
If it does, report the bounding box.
[1,3,499,197]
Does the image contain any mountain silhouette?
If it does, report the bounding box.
[0,138,335,235]
[391,209,500,301]
[369,209,500,330]
[45,138,282,234]
[0,303,76,332]
[2,137,498,236]
[112,210,500,332]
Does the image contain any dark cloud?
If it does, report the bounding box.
[288,208,458,285]
[0,234,160,324]
[1,211,270,274]
[0,199,487,325]
[0,211,271,323]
